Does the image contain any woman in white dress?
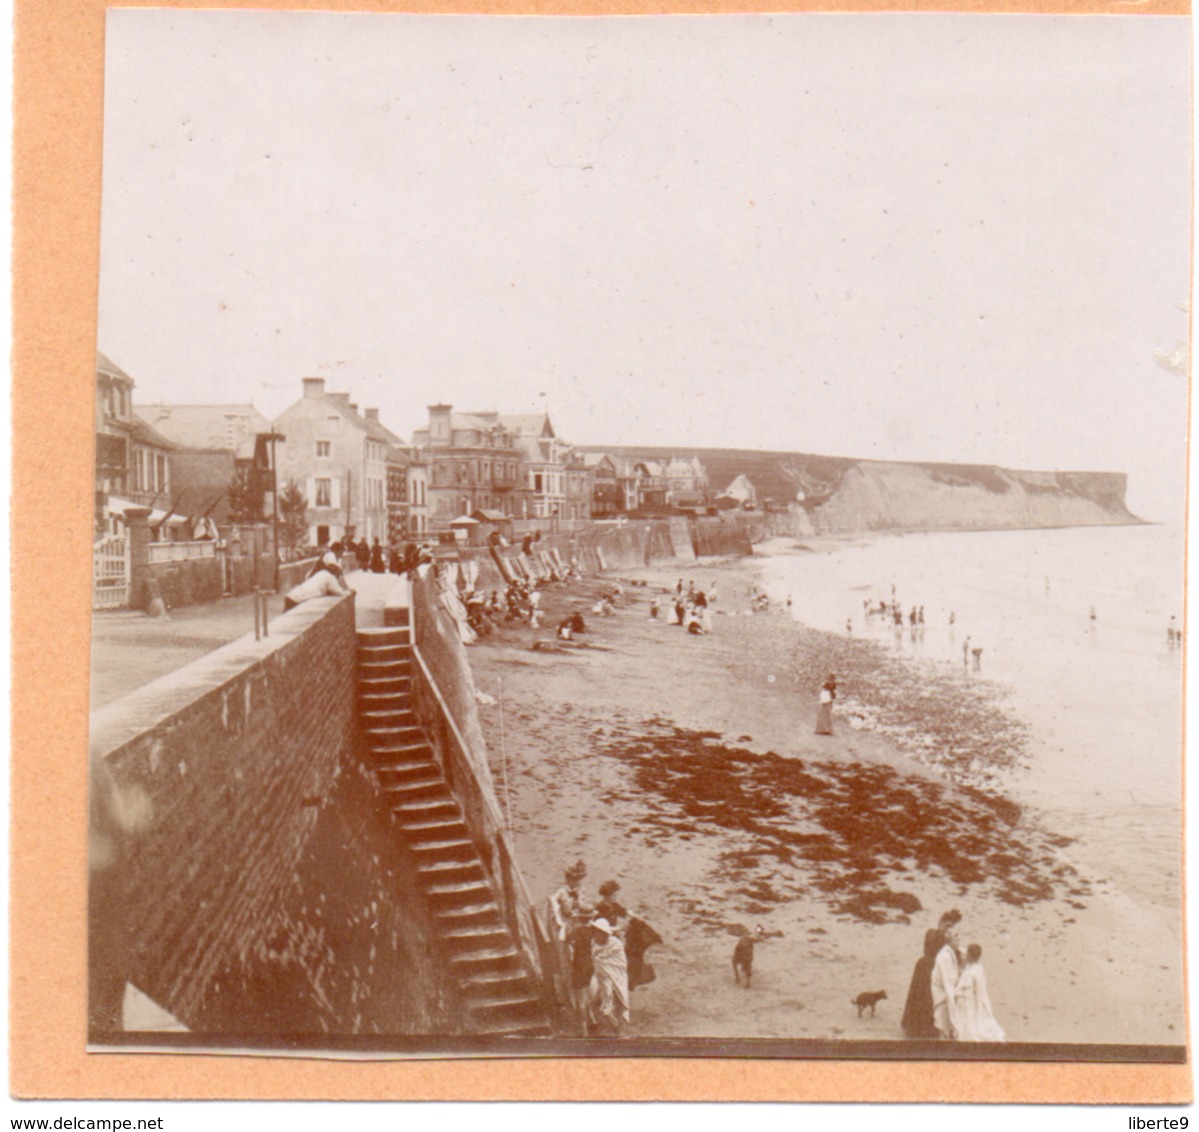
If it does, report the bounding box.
[815,675,837,735]
[952,944,1005,1041]
[931,921,962,1038]
[587,917,630,1035]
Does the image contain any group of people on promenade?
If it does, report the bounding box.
[901,909,1005,1042]
[546,861,662,1036]
[282,540,436,611]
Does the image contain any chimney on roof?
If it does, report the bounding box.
[364,408,379,422]
[428,403,452,446]
[303,376,325,399]
[329,392,350,404]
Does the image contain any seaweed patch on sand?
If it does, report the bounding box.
[600,721,1085,923]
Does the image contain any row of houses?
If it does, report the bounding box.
[95,354,759,550]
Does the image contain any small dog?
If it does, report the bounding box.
[852,990,888,1017]
[733,926,766,987]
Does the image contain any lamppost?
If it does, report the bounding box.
[262,430,286,592]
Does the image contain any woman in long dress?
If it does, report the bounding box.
[900,928,944,1038]
[931,923,962,1038]
[815,675,836,735]
[952,944,1005,1041]
[587,917,630,1035]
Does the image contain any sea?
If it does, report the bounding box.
[756,523,1186,924]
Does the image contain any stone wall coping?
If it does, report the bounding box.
[89,594,354,759]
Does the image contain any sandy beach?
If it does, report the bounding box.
[466,546,1184,1046]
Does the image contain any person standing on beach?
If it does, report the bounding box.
[815,675,837,735]
[548,861,595,1025]
[901,928,945,1038]
[962,636,971,670]
[586,917,630,1036]
[952,944,1005,1042]
[931,912,963,1039]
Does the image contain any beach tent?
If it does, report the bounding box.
[105,496,191,533]
[471,509,511,526]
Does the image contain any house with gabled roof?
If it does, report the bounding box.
[717,472,759,510]
[662,455,709,508]
[582,452,622,518]
[411,404,528,530]
[95,352,179,534]
[273,376,397,547]
[134,401,274,530]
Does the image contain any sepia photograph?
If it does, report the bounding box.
[84,7,1190,1068]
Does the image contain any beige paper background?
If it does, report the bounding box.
[11,0,1191,1102]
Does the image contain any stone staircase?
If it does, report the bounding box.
[356,618,553,1037]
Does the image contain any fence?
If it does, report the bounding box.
[148,540,217,564]
[92,535,130,609]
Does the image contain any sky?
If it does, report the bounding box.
[97,11,1192,520]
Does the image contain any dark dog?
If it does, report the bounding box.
[852,990,888,1017]
[732,926,766,987]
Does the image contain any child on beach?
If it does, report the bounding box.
[952,944,1005,1042]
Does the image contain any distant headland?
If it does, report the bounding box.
[581,446,1141,535]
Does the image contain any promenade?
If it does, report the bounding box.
[90,568,399,709]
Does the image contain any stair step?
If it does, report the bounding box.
[382,776,445,794]
[357,646,413,664]
[357,661,412,676]
[357,627,411,645]
[397,797,460,816]
[400,817,468,837]
[435,901,500,921]
[418,857,484,877]
[357,676,412,691]
[360,710,418,726]
[425,878,493,899]
[358,687,412,703]
[448,945,522,968]
[443,925,510,946]
[408,837,475,854]
[365,727,426,744]
[357,637,411,648]
[460,969,534,992]
[371,742,433,760]
[377,760,440,779]
[466,993,544,1015]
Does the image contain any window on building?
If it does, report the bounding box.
[315,478,332,507]
[533,472,543,493]
[326,415,341,431]
[316,440,331,458]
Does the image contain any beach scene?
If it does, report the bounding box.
[80,6,1191,1073]
[466,520,1184,1044]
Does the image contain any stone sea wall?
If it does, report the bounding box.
[88,594,455,1038]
